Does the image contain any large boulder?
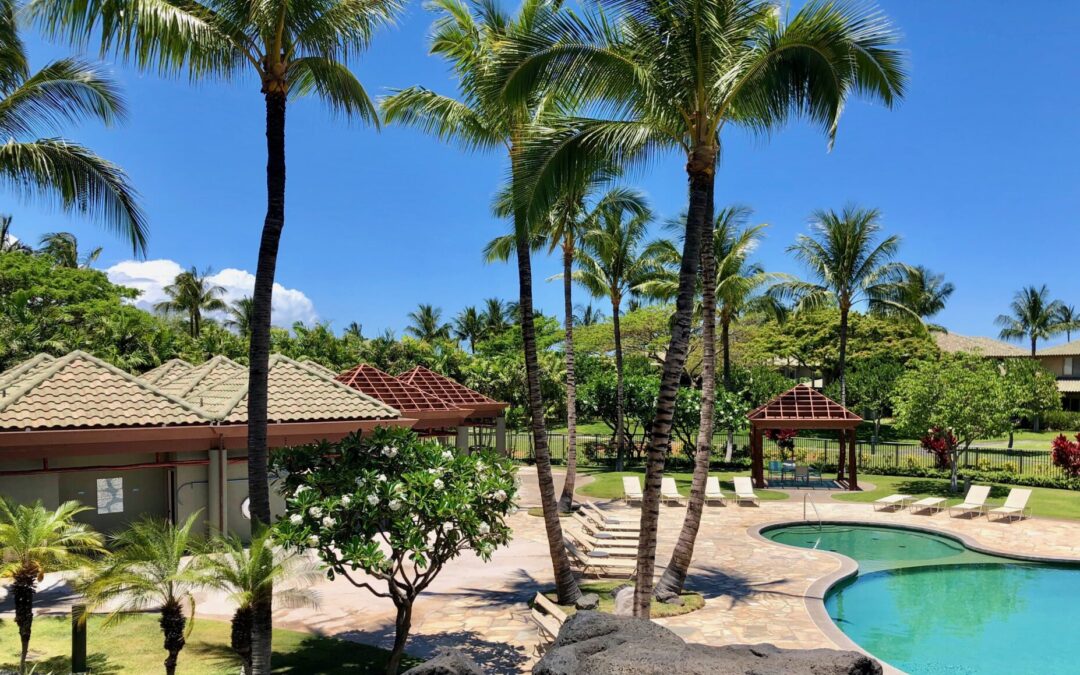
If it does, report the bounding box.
[534,612,881,675]
[402,648,485,675]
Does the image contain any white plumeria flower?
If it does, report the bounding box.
[307,535,319,547]
[340,494,351,506]
[377,474,388,482]
[289,514,303,525]
[388,446,399,458]
[322,516,336,528]
[294,485,309,497]
[308,506,323,518]
[478,522,490,534]
[355,476,364,486]
[441,450,453,460]
[427,468,439,475]
[389,499,402,512]
[381,445,391,456]
[493,489,507,502]
[367,494,379,506]
[442,522,454,532]
[433,479,444,490]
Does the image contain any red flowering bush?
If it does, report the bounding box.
[1051,433,1080,477]
[765,429,797,453]
[920,426,957,470]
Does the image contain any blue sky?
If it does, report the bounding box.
[10,1,1080,342]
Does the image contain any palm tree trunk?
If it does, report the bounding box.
[512,157,581,605]
[160,601,187,675]
[231,605,254,675]
[633,145,714,618]
[13,570,34,675]
[248,88,287,675]
[613,294,626,471]
[655,181,716,600]
[386,602,413,675]
[558,237,578,512]
[838,303,849,406]
[721,312,735,462]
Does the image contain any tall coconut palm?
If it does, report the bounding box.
[382,0,582,604]
[773,206,909,405]
[481,297,509,335]
[0,499,103,674]
[37,231,102,268]
[0,2,146,256]
[344,321,364,339]
[28,2,402,667]
[452,305,486,352]
[574,303,604,326]
[0,215,31,253]
[200,531,321,675]
[501,0,906,616]
[225,296,256,338]
[154,267,227,338]
[406,303,451,343]
[996,285,1066,356]
[885,264,954,331]
[1057,305,1080,343]
[80,514,206,675]
[571,195,653,471]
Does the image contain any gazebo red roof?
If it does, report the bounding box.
[747,384,861,429]
[396,366,507,418]
[337,364,468,429]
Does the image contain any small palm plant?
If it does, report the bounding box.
[200,530,321,675]
[79,513,206,675]
[0,499,103,675]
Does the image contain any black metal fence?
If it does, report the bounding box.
[505,431,1065,480]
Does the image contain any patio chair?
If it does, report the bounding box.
[909,497,947,514]
[564,538,637,578]
[623,476,644,505]
[948,485,992,518]
[794,465,810,485]
[660,477,684,505]
[531,592,568,653]
[732,476,760,506]
[704,476,727,506]
[572,512,638,540]
[566,526,636,557]
[873,494,913,512]
[583,503,638,530]
[768,460,782,481]
[988,488,1032,523]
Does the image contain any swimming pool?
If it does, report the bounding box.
[763,524,1080,674]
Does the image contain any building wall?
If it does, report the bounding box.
[1039,356,1069,378]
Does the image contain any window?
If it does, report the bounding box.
[96,477,123,514]
[1066,357,1074,377]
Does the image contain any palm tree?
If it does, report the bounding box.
[382,0,582,605]
[0,215,31,253]
[29,3,403,667]
[0,3,146,256]
[406,303,451,343]
[0,499,103,674]
[574,303,604,326]
[225,296,256,338]
[80,514,206,675]
[453,306,486,352]
[773,206,909,405]
[154,267,228,338]
[1057,305,1080,343]
[482,298,509,335]
[200,531,321,675]
[37,231,102,268]
[344,321,364,339]
[886,265,954,331]
[570,195,654,471]
[501,0,906,617]
[996,285,1066,356]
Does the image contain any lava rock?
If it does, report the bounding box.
[403,648,485,675]
[533,612,881,675]
[574,592,600,610]
[612,586,635,616]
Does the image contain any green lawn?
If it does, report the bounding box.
[834,474,1080,521]
[544,581,703,619]
[972,430,1066,450]
[0,614,418,675]
[579,469,788,501]
[547,422,613,436]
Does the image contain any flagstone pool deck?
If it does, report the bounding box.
[210,495,1080,671]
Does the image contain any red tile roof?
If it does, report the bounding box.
[396,366,507,413]
[747,384,861,428]
[337,364,460,413]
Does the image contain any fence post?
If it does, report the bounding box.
[1019,451,1024,475]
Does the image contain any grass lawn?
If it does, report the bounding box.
[578,469,788,502]
[834,474,1080,521]
[547,422,613,436]
[972,430,1066,450]
[0,614,419,675]
[543,581,703,619]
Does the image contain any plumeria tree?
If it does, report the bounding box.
[272,427,517,675]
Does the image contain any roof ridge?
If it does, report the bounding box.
[0,353,57,393]
[338,363,461,412]
[174,355,246,398]
[278,355,402,416]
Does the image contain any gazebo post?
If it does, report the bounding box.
[751,426,764,489]
[836,429,846,483]
[848,428,858,491]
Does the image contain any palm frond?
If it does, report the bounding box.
[288,56,378,125]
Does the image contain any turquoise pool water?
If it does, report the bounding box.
[764,524,1080,674]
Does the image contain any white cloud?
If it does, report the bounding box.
[106,259,318,327]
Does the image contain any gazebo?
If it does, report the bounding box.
[746,384,863,490]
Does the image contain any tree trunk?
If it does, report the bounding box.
[231,605,254,675]
[248,89,287,675]
[633,144,714,618]
[160,601,187,675]
[721,312,734,462]
[950,450,960,492]
[13,569,34,675]
[1008,429,1014,449]
[655,180,716,600]
[613,294,626,471]
[559,237,578,512]
[512,155,580,605]
[838,303,849,407]
[385,602,413,675]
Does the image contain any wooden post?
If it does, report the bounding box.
[72,604,87,674]
[751,427,765,488]
[848,429,858,491]
[836,429,846,482]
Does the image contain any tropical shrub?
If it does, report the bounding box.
[1051,434,1080,477]
[920,426,957,470]
[272,427,517,675]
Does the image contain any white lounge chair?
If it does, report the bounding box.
[564,538,637,578]
[704,476,727,506]
[909,497,947,514]
[661,477,684,505]
[988,488,1032,522]
[531,592,568,653]
[873,494,913,512]
[583,503,638,530]
[572,512,638,540]
[566,527,636,557]
[623,476,644,505]
[733,476,760,506]
[948,485,991,518]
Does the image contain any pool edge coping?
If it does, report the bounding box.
[747,518,1080,675]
